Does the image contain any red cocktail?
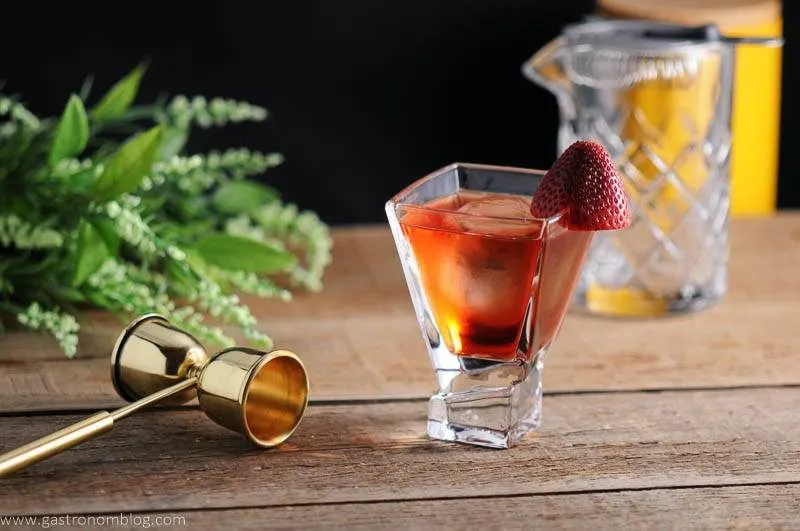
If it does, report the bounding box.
[399,191,591,362]
[386,144,630,448]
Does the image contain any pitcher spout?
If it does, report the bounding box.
[522,36,575,118]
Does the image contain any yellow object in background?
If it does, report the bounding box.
[598,0,783,217]
[728,16,783,215]
[619,51,723,234]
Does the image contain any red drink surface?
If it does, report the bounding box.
[400,191,591,362]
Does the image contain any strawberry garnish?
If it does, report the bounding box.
[530,140,631,231]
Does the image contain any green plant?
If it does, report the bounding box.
[0,64,332,357]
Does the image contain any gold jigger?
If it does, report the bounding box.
[0,314,310,477]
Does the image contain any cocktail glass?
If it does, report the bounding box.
[386,163,593,448]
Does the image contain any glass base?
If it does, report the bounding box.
[575,283,725,318]
[426,358,543,449]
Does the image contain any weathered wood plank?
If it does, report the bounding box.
[50,485,795,531]
[2,299,800,412]
[2,388,800,515]
[0,316,430,412]
[1,216,800,412]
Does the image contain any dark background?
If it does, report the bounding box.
[2,1,796,224]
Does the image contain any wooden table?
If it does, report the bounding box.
[2,216,800,529]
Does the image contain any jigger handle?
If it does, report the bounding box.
[0,378,196,477]
[0,412,114,477]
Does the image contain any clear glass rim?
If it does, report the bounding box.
[564,20,729,54]
[387,162,565,225]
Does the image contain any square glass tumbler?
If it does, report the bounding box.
[386,163,593,448]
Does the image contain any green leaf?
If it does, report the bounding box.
[79,74,94,101]
[85,291,114,309]
[158,126,189,160]
[196,234,296,273]
[92,125,162,201]
[184,248,213,279]
[70,167,99,192]
[54,287,87,303]
[48,94,89,166]
[8,255,60,277]
[184,248,237,288]
[90,63,146,122]
[176,195,208,220]
[212,180,279,215]
[72,220,110,287]
[159,220,214,240]
[90,218,120,256]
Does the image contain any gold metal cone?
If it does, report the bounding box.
[0,314,310,477]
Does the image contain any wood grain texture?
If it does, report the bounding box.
[4,299,800,413]
[85,484,799,531]
[2,216,800,412]
[2,387,800,515]
[0,316,430,412]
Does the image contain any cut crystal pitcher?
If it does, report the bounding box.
[524,20,736,316]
